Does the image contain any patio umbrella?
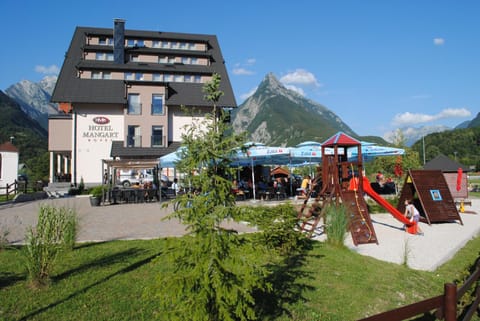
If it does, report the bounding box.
[348,143,405,162]
[230,143,291,199]
[158,146,186,168]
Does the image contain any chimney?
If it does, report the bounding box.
[113,18,125,64]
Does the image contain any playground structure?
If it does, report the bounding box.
[297,132,419,245]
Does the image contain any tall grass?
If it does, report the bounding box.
[324,204,349,247]
[23,205,77,287]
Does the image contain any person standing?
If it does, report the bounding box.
[404,199,423,235]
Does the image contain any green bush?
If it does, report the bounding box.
[23,205,78,287]
[325,204,350,247]
[88,185,106,198]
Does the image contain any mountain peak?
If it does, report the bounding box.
[232,73,357,146]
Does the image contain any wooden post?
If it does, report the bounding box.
[444,283,457,321]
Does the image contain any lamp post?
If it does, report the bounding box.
[422,135,426,165]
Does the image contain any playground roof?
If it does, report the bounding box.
[322,132,361,147]
[423,154,470,172]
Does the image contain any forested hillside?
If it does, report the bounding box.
[411,127,480,169]
[0,91,48,181]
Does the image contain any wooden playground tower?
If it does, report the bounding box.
[298,132,379,245]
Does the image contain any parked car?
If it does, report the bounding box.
[118,169,156,187]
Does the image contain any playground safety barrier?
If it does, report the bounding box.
[358,256,480,321]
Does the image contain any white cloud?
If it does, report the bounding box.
[433,38,445,46]
[392,108,471,126]
[232,68,255,76]
[284,84,305,96]
[35,64,60,75]
[240,87,257,100]
[233,58,256,76]
[280,69,321,87]
[411,94,431,100]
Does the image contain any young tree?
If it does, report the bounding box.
[150,73,270,321]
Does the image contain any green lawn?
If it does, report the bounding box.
[1,234,479,321]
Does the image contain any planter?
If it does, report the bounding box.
[89,196,101,206]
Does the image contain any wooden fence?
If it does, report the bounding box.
[359,257,480,321]
[0,180,27,201]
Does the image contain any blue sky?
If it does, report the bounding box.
[1,0,478,138]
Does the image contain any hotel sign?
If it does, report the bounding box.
[82,116,120,141]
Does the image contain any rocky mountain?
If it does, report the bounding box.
[231,73,358,146]
[4,76,58,130]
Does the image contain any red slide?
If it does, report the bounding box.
[358,177,416,232]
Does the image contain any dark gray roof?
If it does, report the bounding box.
[52,25,236,108]
[423,154,470,172]
[110,141,181,159]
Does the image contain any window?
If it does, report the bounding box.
[151,126,164,147]
[152,94,164,115]
[127,94,141,115]
[152,40,161,48]
[127,39,144,47]
[135,73,144,81]
[91,71,111,80]
[174,74,184,82]
[159,56,168,63]
[179,42,187,49]
[152,73,163,82]
[181,57,190,64]
[124,72,134,80]
[191,57,198,65]
[130,54,139,62]
[99,37,113,45]
[194,75,202,83]
[106,53,114,61]
[164,74,173,82]
[167,57,175,64]
[184,75,192,82]
[96,52,113,61]
[92,71,102,79]
[127,125,141,147]
[161,41,169,48]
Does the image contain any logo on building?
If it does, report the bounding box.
[93,116,110,125]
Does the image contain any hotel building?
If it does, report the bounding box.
[50,19,236,185]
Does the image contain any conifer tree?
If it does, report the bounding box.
[151,73,271,321]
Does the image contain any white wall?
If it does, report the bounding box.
[0,151,19,194]
[75,111,124,184]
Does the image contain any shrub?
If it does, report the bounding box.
[325,204,349,247]
[89,185,105,198]
[23,205,78,287]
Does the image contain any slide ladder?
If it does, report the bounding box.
[297,176,332,237]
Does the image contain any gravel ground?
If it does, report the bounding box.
[343,198,480,271]
[1,196,479,271]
